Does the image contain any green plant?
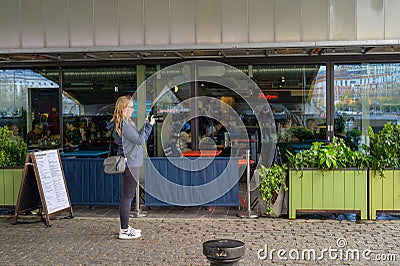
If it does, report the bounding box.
[344,128,361,151]
[257,163,288,215]
[334,115,346,134]
[287,126,314,141]
[0,126,27,168]
[366,122,400,177]
[286,137,369,173]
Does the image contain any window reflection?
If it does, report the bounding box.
[3,63,400,157]
[334,64,400,148]
[60,66,136,151]
[251,65,327,161]
[0,69,59,146]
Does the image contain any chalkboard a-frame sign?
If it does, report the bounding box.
[13,149,73,226]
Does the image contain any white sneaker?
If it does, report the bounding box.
[119,228,141,240]
[119,225,141,234]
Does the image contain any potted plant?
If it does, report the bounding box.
[0,125,27,206]
[277,126,315,163]
[366,122,400,220]
[256,163,288,217]
[286,137,369,220]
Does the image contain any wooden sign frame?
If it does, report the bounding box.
[13,149,73,226]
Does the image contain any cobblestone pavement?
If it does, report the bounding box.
[1,211,400,266]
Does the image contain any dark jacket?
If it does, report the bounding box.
[106,121,123,156]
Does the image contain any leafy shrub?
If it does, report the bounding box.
[287,126,314,141]
[257,163,288,215]
[366,122,400,177]
[344,128,362,151]
[334,115,346,134]
[287,137,369,172]
[0,126,27,168]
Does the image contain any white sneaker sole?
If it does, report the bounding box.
[118,233,141,240]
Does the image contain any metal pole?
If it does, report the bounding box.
[130,179,147,218]
[129,179,147,218]
[238,150,258,218]
[246,150,251,216]
[135,183,140,213]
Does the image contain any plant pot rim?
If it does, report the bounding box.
[0,166,24,169]
[369,168,400,171]
[289,167,368,171]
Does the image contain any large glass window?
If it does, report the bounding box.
[59,66,136,151]
[10,63,394,159]
[198,81,256,160]
[334,63,400,149]
[145,63,261,161]
[0,69,59,145]
[143,63,327,164]
[251,64,327,160]
[145,67,191,157]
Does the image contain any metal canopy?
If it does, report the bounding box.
[2,41,399,106]
[1,41,400,63]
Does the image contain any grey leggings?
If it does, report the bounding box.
[120,167,138,230]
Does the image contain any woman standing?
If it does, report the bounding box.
[107,95,155,239]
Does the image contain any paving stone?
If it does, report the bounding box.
[1,211,400,265]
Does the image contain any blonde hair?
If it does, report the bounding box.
[111,95,132,136]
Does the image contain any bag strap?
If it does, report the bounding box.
[107,130,113,157]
